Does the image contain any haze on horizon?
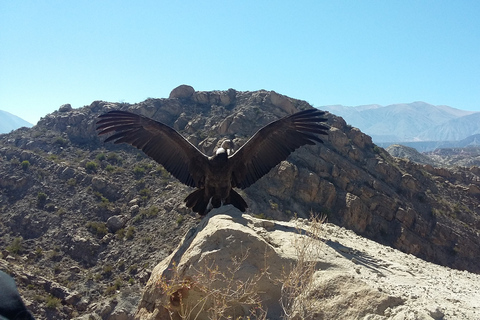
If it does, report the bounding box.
[1,1,479,124]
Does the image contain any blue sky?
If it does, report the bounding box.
[1,1,479,124]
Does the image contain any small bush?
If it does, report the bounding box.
[46,295,61,309]
[103,264,114,274]
[107,152,120,164]
[7,237,23,254]
[125,226,135,240]
[37,192,47,207]
[157,251,268,319]
[116,228,125,240]
[54,137,67,146]
[139,188,151,203]
[67,178,77,187]
[85,161,98,173]
[105,277,123,295]
[96,153,106,161]
[105,164,116,173]
[86,221,108,237]
[21,160,30,170]
[133,166,145,178]
[176,215,184,225]
[143,206,159,217]
[35,246,43,258]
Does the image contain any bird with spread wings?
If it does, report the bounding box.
[97,108,328,215]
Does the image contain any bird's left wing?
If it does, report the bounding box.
[229,109,329,189]
[96,110,208,188]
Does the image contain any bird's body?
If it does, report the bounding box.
[97,108,328,215]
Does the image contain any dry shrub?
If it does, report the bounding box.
[280,213,326,320]
[157,248,268,320]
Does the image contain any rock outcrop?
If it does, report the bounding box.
[135,206,480,319]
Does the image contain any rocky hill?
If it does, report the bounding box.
[385,144,439,167]
[385,144,480,168]
[1,86,480,319]
[425,147,480,168]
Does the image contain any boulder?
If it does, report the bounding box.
[135,206,480,319]
[107,215,128,233]
[59,104,72,112]
[169,85,195,99]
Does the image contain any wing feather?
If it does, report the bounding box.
[230,109,328,189]
[96,110,208,187]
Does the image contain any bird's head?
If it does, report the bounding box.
[216,139,234,156]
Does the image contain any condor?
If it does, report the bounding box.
[96,109,328,215]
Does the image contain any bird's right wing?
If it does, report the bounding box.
[229,109,328,189]
[96,110,208,188]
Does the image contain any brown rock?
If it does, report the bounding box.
[169,85,195,99]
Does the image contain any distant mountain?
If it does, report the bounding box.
[322,102,478,144]
[417,113,480,141]
[0,110,33,133]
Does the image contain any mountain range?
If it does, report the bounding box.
[322,102,480,151]
[0,110,33,133]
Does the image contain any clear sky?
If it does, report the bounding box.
[1,1,479,124]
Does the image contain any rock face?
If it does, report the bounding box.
[135,206,480,319]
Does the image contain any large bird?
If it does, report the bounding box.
[96,108,328,215]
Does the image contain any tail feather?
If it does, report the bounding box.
[185,189,209,215]
[226,189,248,212]
[185,188,248,215]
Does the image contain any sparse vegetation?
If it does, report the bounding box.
[269,200,279,210]
[134,205,160,223]
[102,264,114,278]
[107,152,121,164]
[105,277,123,295]
[67,178,77,187]
[21,160,30,170]
[133,165,145,178]
[116,228,126,240]
[54,136,67,146]
[7,237,23,255]
[86,221,108,237]
[45,295,62,309]
[125,226,135,240]
[85,161,98,173]
[176,215,184,225]
[96,153,106,161]
[37,192,47,208]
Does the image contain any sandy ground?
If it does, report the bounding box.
[309,222,480,319]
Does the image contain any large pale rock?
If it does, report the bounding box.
[134,206,480,319]
[135,206,290,319]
